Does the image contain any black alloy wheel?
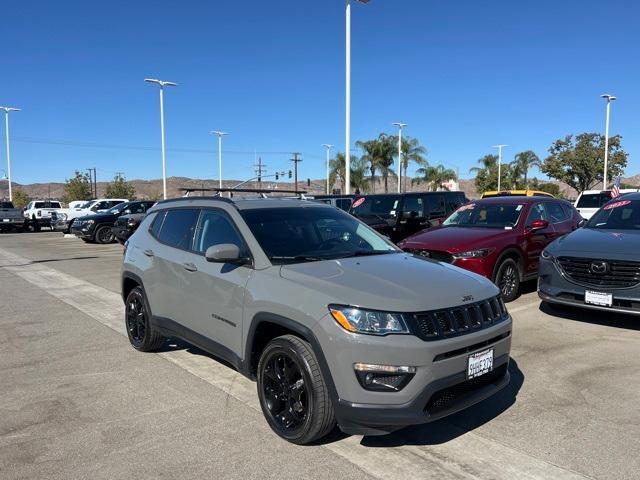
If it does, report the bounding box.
[257,335,335,444]
[125,286,164,351]
[495,258,520,302]
[95,225,115,244]
[261,351,309,433]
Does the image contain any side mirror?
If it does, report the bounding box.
[205,244,249,265]
[527,219,549,231]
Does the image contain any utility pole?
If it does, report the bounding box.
[86,168,97,198]
[291,153,302,192]
[254,157,267,185]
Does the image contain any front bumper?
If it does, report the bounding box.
[538,257,640,315]
[112,225,132,243]
[312,310,512,435]
[52,219,71,232]
[70,223,96,239]
[336,356,510,435]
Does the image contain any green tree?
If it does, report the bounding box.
[470,154,512,193]
[12,187,30,209]
[393,136,427,193]
[105,174,136,199]
[63,170,93,204]
[529,178,562,197]
[413,164,457,191]
[511,150,541,189]
[541,133,628,193]
[357,133,397,193]
[329,153,369,194]
[350,156,370,194]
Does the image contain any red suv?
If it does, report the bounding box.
[398,196,582,301]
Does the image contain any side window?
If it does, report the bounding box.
[402,196,425,217]
[547,202,569,223]
[157,208,200,250]
[149,211,165,238]
[446,193,465,213]
[336,199,352,211]
[193,210,246,254]
[426,195,446,218]
[525,203,547,224]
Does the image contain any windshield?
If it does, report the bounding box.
[443,202,525,229]
[576,192,611,209]
[240,206,398,264]
[349,195,400,220]
[108,203,129,214]
[587,199,640,230]
[34,201,61,209]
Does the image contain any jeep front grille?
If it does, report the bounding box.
[409,295,508,341]
[557,256,640,289]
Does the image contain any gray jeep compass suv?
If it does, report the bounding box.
[121,196,512,444]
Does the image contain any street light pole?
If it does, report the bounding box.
[0,107,20,202]
[345,0,370,195]
[144,78,177,199]
[211,131,229,189]
[601,94,616,189]
[493,144,508,192]
[322,144,333,194]
[393,122,407,193]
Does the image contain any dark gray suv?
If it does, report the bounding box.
[539,193,640,315]
[121,196,512,444]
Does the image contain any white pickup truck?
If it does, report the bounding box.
[23,200,63,231]
[52,198,129,233]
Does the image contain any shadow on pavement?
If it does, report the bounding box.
[0,256,100,268]
[359,359,524,447]
[539,301,640,332]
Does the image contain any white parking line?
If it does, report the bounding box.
[0,247,589,480]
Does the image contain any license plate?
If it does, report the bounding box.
[2,219,9,222]
[585,290,612,307]
[467,348,494,380]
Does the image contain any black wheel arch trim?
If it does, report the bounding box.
[493,248,525,281]
[244,312,340,411]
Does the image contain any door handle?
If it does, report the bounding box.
[183,262,198,272]
[143,249,154,257]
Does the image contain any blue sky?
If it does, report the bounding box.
[1,0,639,185]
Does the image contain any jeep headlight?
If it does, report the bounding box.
[329,305,409,335]
[86,219,95,225]
[454,248,494,259]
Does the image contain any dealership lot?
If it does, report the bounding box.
[1,232,639,480]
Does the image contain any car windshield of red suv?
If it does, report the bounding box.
[587,199,640,230]
[443,202,525,229]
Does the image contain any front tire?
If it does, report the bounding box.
[125,286,164,352]
[257,335,335,445]
[95,225,115,244]
[495,258,520,302]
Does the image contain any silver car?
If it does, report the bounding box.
[121,196,512,444]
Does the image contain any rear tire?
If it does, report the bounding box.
[95,225,115,244]
[257,335,335,445]
[125,286,164,352]
[494,258,520,302]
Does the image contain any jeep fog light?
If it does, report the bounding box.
[354,363,416,392]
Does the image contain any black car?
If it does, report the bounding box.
[349,191,468,243]
[71,201,155,244]
[111,210,151,244]
[308,194,357,211]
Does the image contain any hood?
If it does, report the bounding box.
[399,225,511,253]
[279,253,498,312]
[548,228,640,258]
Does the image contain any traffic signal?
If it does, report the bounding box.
[288,170,292,179]
[275,173,279,180]
[307,178,311,187]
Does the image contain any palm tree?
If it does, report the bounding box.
[511,150,541,189]
[356,133,397,193]
[356,139,379,193]
[413,164,457,191]
[350,157,370,194]
[329,152,366,194]
[329,153,347,193]
[391,136,427,192]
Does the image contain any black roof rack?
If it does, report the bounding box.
[179,187,307,197]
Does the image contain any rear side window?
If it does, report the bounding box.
[576,193,610,208]
[149,211,165,238]
[547,202,570,223]
[426,195,446,217]
[157,208,200,250]
[336,199,353,211]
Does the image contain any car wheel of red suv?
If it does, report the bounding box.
[494,258,520,302]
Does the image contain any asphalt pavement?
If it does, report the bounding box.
[1,231,639,480]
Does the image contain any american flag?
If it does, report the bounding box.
[611,175,621,198]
